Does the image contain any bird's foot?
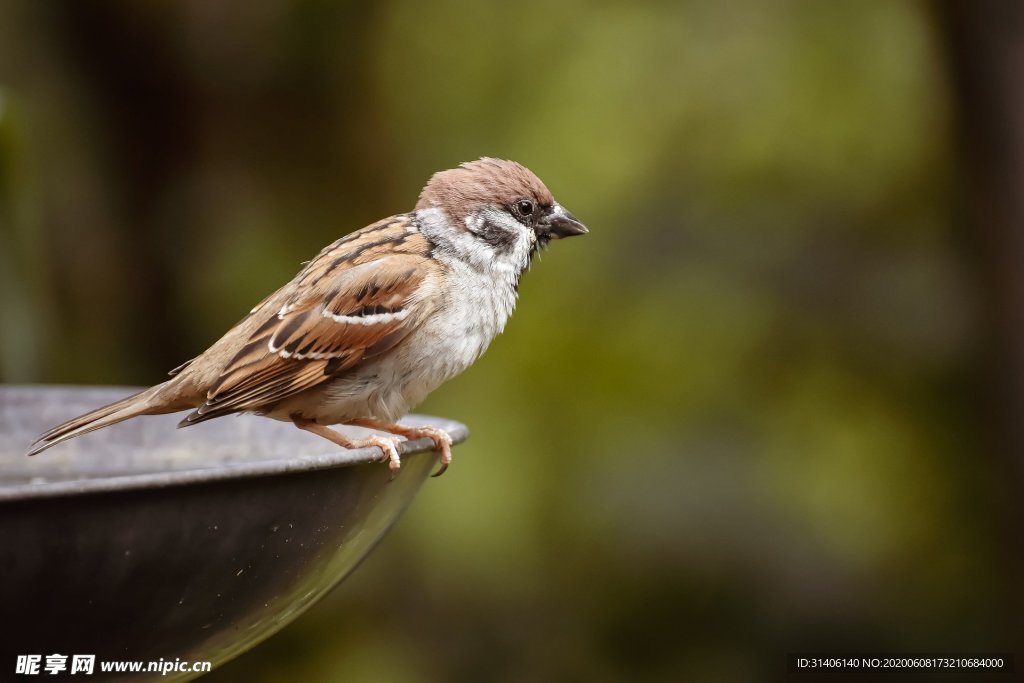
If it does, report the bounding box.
[403,425,453,477]
[351,420,453,477]
[292,417,403,474]
[362,434,404,473]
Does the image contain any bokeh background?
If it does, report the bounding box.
[2,1,1022,680]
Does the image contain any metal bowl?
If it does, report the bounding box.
[0,386,467,680]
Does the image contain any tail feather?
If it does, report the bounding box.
[27,385,175,456]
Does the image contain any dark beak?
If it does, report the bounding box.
[543,203,588,239]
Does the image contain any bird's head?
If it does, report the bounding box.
[415,158,587,263]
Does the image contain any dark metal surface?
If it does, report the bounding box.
[0,386,467,680]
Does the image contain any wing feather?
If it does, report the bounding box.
[180,217,439,425]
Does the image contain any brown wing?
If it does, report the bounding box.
[180,216,440,425]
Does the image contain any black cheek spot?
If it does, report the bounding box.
[475,219,518,251]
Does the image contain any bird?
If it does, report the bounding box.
[28,158,588,476]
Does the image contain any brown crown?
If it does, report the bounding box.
[415,158,555,218]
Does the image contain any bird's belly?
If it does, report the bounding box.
[303,339,485,425]
[278,294,509,425]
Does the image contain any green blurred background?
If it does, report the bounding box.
[2,1,1022,680]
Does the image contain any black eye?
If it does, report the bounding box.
[515,199,535,217]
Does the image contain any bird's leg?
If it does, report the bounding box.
[291,417,403,473]
[350,419,453,477]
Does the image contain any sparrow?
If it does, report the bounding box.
[28,158,587,475]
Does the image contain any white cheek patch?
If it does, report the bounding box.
[416,205,533,276]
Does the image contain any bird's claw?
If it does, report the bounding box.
[411,426,453,477]
[347,420,453,478]
[389,425,453,476]
[364,435,403,474]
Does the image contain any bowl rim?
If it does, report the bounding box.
[1,385,468,502]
